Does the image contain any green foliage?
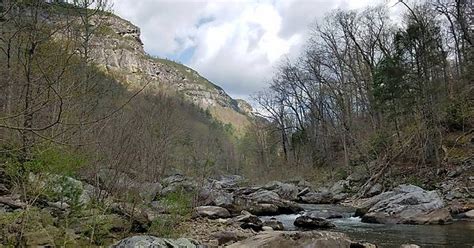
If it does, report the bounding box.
[149,215,183,238]
[159,190,193,217]
[149,190,193,238]
[444,96,472,131]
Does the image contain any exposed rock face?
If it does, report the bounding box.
[294,216,336,229]
[357,184,452,224]
[112,235,200,248]
[227,231,359,248]
[193,206,231,219]
[89,15,251,130]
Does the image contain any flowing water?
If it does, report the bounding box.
[260,204,474,248]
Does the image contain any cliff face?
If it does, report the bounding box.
[89,14,252,131]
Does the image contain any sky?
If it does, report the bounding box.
[113,0,401,100]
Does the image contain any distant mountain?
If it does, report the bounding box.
[88,13,252,131]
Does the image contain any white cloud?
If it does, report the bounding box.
[113,0,392,100]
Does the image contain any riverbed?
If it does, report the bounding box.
[260,204,474,248]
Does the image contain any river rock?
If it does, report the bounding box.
[112,235,200,247]
[306,210,345,219]
[193,206,231,219]
[460,209,474,219]
[263,218,284,230]
[294,216,335,229]
[227,231,355,248]
[264,181,299,201]
[231,211,263,231]
[359,184,451,224]
[299,191,334,204]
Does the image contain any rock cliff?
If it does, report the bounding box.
[88,14,252,131]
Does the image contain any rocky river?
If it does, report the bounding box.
[261,204,474,247]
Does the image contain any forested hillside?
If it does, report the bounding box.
[248,1,473,186]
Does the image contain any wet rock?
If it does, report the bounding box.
[262,226,274,231]
[294,216,335,229]
[227,231,352,248]
[112,235,200,248]
[193,206,231,219]
[263,218,284,230]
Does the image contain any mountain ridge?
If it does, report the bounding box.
[89,12,253,131]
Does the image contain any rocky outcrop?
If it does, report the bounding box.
[112,235,200,248]
[89,15,252,129]
[227,231,366,248]
[355,184,452,224]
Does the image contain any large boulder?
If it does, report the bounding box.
[112,235,200,248]
[294,216,335,229]
[197,181,234,208]
[230,189,303,215]
[227,231,359,248]
[358,184,452,224]
[193,206,231,219]
[264,181,300,201]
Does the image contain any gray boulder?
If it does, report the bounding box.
[294,216,335,229]
[112,235,200,248]
[263,218,284,230]
[193,206,230,219]
[264,181,299,201]
[359,184,452,224]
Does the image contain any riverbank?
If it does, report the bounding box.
[0,164,472,247]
